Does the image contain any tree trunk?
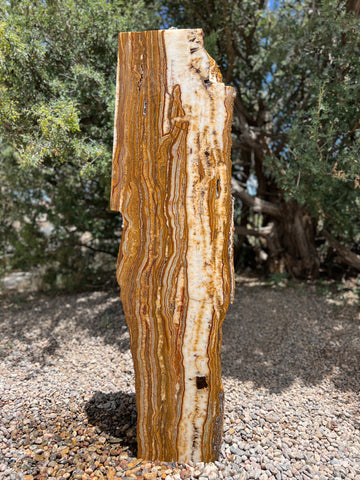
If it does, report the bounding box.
[111,29,235,463]
[321,230,360,271]
[279,200,320,278]
[347,0,360,16]
[231,179,320,278]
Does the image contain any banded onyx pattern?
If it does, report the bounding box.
[111,29,235,463]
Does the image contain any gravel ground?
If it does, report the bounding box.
[0,280,359,480]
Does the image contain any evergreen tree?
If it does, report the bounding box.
[1,0,359,284]
[0,0,161,287]
[163,0,360,277]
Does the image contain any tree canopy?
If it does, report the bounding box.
[0,0,160,287]
[1,0,359,287]
[164,0,360,277]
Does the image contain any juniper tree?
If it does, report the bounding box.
[0,0,161,286]
[162,0,360,277]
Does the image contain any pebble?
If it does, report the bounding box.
[0,288,359,480]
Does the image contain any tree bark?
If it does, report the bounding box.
[321,230,360,271]
[347,0,360,16]
[280,200,320,278]
[231,179,320,277]
[111,29,235,463]
[231,178,282,218]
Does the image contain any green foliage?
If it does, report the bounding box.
[1,0,359,285]
[263,2,360,238]
[0,0,160,287]
[163,0,360,274]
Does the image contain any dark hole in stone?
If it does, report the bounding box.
[216,178,221,198]
[196,376,208,389]
[190,47,199,54]
[204,78,211,85]
[204,151,210,157]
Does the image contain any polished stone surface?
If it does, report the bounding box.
[111,29,235,463]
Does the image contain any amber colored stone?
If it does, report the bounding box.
[111,28,235,463]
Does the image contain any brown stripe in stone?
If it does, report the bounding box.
[111,29,234,463]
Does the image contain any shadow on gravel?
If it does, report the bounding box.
[91,297,130,352]
[85,390,137,456]
[222,284,360,394]
[1,285,359,394]
[0,290,129,364]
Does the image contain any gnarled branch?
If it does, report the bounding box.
[321,230,360,271]
[231,178,282,218]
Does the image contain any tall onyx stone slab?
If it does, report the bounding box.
[111,29,235,463]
